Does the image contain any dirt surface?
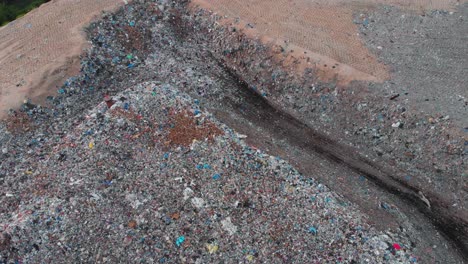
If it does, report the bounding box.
[0,0,124,119]
[359,5,468,126]
[192,0,389,84]
[191,0,467,85]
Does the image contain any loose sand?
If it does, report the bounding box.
[0,0,124,119]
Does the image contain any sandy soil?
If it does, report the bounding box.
[0,0,125,119]
[191,0,466,84]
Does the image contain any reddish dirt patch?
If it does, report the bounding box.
[109,107,143,122]
[109,106,163,148]
[4,112,34,134]
[166,111,223,147]
[31,174,52,197]
[117,25,152,53]
[127,220,137,229]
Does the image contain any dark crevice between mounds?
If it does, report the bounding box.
[207,51,468,259]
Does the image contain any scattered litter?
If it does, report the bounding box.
[308,226,318,235]
[191,197,205,209]
[393,243,401,250]
[221,217,238,235]
[206,243,219,254]
[175,236,185,247]
[183,188,194,200]
[128,220,137,229]
[170,212,180,220]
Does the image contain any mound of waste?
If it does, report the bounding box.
[1,81,415,262]
[1,0,466,263]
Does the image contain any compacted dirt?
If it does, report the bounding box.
[192,0,389,83]
[0,0,124,118]
[192,0,467,85]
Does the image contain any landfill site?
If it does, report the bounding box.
[0,0,467,263]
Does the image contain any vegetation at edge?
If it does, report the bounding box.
[0,0,50,26]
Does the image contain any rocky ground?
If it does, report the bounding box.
[0,0,466,263]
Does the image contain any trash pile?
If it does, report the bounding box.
[1,0,463,262]
[0,78,416,262]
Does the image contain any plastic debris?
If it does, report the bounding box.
[128,220,137,229]
[104,95,115,108]
[393,243,401,250]
[175,236,185,247]
[183,188,194,200]
[206,243,219,254]
[191,197,205,209]
[308,226,318,235]
[221,217,238,235]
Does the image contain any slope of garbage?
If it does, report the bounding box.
[1,80,415,263]
[0,0,466,263]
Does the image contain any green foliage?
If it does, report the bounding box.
[0,0,50,26]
